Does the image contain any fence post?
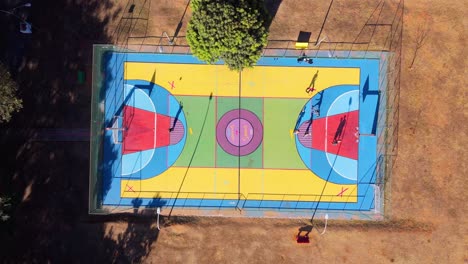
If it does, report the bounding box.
[284,41,289,57]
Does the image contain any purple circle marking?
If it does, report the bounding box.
[216,109,263,156]
[226,118,253,147]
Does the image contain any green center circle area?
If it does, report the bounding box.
[173,96,309,170]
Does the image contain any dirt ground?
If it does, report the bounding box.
[0,0,465,263]
[107,0,467,263]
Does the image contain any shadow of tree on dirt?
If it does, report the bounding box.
[103,198,166,263]
[0,0,164,262]
[264,0,283,28]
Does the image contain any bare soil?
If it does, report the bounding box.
[0,0,465,263]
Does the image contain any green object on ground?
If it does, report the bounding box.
[78,70,85,84]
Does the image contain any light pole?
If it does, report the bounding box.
[156,207,161,230]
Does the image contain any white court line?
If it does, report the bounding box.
[153,92,158,150]
[325,90,358,180]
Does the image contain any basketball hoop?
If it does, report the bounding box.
[107,116,125,144]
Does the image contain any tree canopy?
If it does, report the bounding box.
[187,0,269,71]
[0,195,11,222]
[0,64,22,123]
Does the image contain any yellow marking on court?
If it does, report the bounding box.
[121,167,357,202]
[124,62,360,99]
[290,129,294,138]
[189,127,193,135]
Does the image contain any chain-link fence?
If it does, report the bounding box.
[90,0,403,218]
[89,45,112,214]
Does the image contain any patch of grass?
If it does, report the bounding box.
[163,215,200,227]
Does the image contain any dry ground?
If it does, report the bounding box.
[100,0,467,263]
[0,0,465,263]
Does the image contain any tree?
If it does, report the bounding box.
[0,63,22,123]
[409,23,430,69]
[187,0,269,71]
[0,195,11,222]
[409,13,431,69]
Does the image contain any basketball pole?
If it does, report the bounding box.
[319,214,329,235]
[163,31,173,45]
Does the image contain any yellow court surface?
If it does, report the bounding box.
[119,62,361,203]
[120,167,358,202]
[124,62,360,98]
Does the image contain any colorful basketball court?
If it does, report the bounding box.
[98,51,382,217]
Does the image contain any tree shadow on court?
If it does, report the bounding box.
[0,0,164,262]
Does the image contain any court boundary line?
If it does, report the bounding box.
[118,56,378,68]
[100,53,380,213]
[165,93,169,168]
[164,90,359,100]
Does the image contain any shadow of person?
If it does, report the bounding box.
[305,70,319,94]
[332,115,347,144]
[309,70,319,88]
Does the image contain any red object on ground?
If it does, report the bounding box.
[122,106,171,155]
[296,235,310,243]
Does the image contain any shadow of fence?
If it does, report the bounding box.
[91,191,248,214]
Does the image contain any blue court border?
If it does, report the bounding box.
[100,52,382,213]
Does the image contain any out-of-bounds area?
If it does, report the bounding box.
[0,0,465,263]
